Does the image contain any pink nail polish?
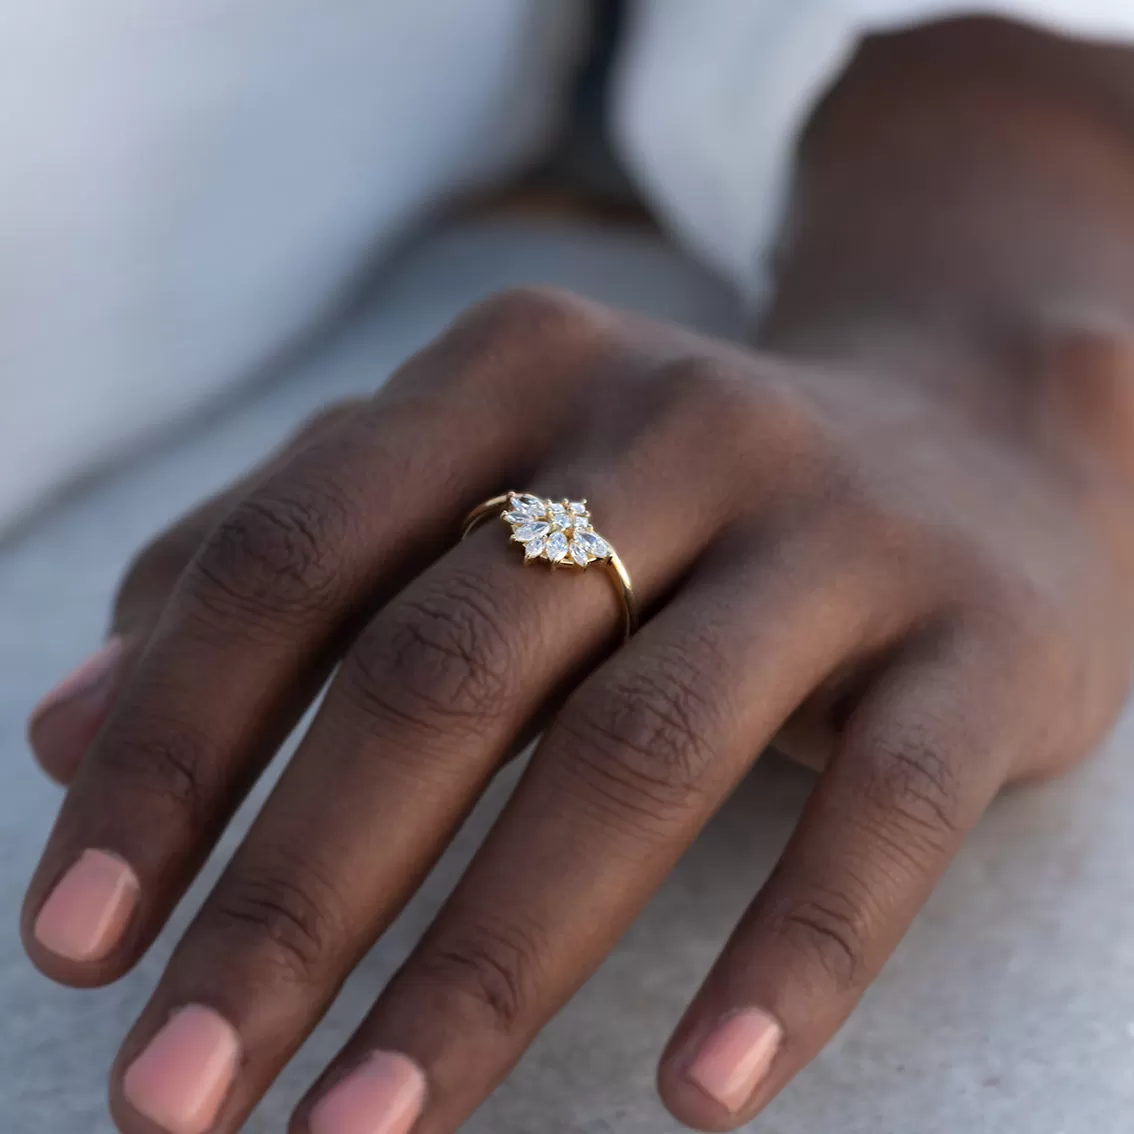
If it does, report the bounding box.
[310,1052,426,1134]
[685,1008,783,1114]
[28,637,126,779]
[123,1006,241,1134]
[34,849,139,963]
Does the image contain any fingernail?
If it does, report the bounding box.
[33,849,140,963]
[28,637,127,780]
[123,1006,242,1134]
[310,1051,427,1134]
[685,1008,783,1114]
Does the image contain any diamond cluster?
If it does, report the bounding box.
[503,493,611,567]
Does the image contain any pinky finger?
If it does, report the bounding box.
[657,625,1021,1130]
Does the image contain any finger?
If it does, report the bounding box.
[106,427,735,1134]
[27,637,133,787]
[27,401,363,785]
[21,319,570,988]
[658,626,1017,1130]
[292,536,905,1134]
[110,401,367,643]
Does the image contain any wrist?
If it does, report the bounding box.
[751,16,1134,505]
[1027,316,1134,499]
[762,307,1134,488]
[755,306,1134,599]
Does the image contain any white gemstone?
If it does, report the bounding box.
[546,531,568,561]
[569,539,590,567]
[579,530,609,558]
[514,521,550,542]
[502,510,532,524]
[510,493,545,516]
[569,501,588,514]
[547,504,572,530]
[524,535,547,559]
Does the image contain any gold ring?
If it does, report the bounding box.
[461,492,638,640]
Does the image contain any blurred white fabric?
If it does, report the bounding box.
[0,0,584,531]
[2,0,1134,533]
[614,0,1134,302]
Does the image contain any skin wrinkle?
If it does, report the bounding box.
[415,910,556,1038]
[767,898,865,993]
[208,872,339,989]
[19,22,1134,1134]
[91,711,225,835]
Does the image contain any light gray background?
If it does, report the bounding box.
[2,221,1132,1132]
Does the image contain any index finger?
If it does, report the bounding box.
[28,401,364,785]
[20,305,575,987]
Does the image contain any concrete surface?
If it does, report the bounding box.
[2,221,1132,1133]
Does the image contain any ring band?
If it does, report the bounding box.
[461,492,639,640]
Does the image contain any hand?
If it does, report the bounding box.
[23,286,1134,1134]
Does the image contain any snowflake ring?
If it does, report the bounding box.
[460,492,638,639]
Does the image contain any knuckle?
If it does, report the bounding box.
[114,527,200,629]
[435,286,604,392]
[650,356,824,466]
[189,483,351,630]
[764,884,869,992]
[290,400,363,446]
[342,571,516,739]
[206,856,343,987]
[971,577,1068,671]
[391,286,618,408]
[416,919,545,1035]
[653,356,746,411]
[856,723,963,853]
[97,713,219,827]
[744,379,835,482]
[558,664,718,833]
[650,358,758,440]
[469,285,595,342]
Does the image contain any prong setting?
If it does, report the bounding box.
[503,494,610,568]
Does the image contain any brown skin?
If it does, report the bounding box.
[21,17,1134,1133]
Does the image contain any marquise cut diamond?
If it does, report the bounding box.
[509,493,544,516]
[578,530,609,558]
[514,521,550,542]
[546,531,568,561]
